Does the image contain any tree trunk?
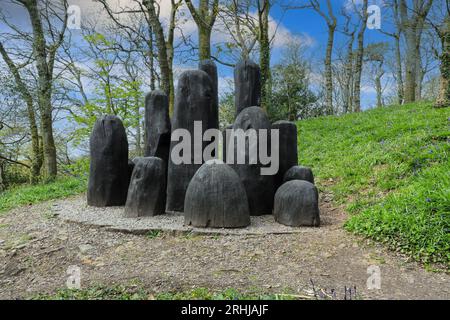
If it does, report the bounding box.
[324,25,335,115]
[399,0,433,104]
[436,16,450,108]
[185,0,218,62]
[198,25,212,60]
[352,0,368,113]
[144,0,173,113]
[375,66,383,108]
[0,42,42,183]
[404,29,417,103]
[258,0,271,111]
[394,35,404,104]
[343,33,355,114]
[0,161,5,191]
[25,0,59,180]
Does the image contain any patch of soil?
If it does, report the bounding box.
[0,194,448,300]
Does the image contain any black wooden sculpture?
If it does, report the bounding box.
[199,59,219,131]
[87,115,129,207]
[274,180,320,227]
[283,165,315,184]
[124,157,166,217]
[234,59,261,116]
[230,106,274,215]
[166,70,214,212]
[184,160,251,228]
[272,121,298,191]
[144,90,171,164]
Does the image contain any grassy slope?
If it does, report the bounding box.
[298,102,449,266]
[0,177,86,214]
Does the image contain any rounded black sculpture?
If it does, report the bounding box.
[284,165,315,184]
[230,106,274,215]
[272,121,298,190]
[166,70,213,212]
[184,160,250,228]
[87,115,129,207]
[144,90,171,164]
[274,180,320,227]
[234,60,261,116]
[124,157,166,217]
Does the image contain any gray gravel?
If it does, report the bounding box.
[56,197,334,236]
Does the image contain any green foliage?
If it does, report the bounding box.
[268,41,318,122]
[0,177,87,214]
[298,102,449,266]
[146,230,161,239]
[33,285,149,300]
[219,91,235,129]
[33,286,296,300]
[70,33,144,147]
[60,157,90,178]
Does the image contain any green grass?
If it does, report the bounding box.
[32,285,299,300]
[298,102,449,266]
[0,177,87,214]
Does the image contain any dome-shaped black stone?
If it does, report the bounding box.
[274,180,320,227]
[283,165,315,184]
[184,160,250,228]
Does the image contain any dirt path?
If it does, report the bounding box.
[0,194,448,300]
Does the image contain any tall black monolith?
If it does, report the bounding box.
[199,60,219,158]
[272,121,298,191]
[124,157,166,217]
[144,90,171,165]
[234,60,261,116]
[184,160,250,228]
[166,70,214,212]
[87,115,129,207]
[229,106,274,215]
[199,60,219,130]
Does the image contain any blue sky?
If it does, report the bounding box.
[0,0,400,110]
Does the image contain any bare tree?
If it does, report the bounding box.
[398,0,434,103]
[184,0,219,61]
[0,0,68,180]
[97,0,182,113]
[288,1,337,114]
[350,0,369,113]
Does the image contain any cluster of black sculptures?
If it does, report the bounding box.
[87,59,320,229]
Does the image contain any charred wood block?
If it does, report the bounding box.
[230,106,274,215]
[234,59,261,116]
[283,165,315,185]
[166,70,214,212]
[144,90,171,164]
[274,180,320,227]
[184,160,250,228]
[124,157,166,217]
[87,115,129,207]
[272,121,298,190]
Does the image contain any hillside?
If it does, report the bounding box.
[298,102,449,266]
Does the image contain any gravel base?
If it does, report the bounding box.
[56,197,330,236]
